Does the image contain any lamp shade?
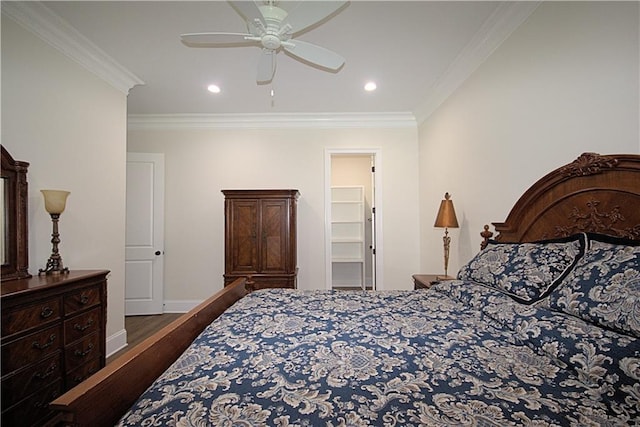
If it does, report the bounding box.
[434,192,459,228]
[41,190,70,214]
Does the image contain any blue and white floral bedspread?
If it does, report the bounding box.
[118,282,640,426]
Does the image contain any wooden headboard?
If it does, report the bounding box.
[482,153,640,248]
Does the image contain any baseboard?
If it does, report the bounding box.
[106,328,127,358]
[163,299,203,313]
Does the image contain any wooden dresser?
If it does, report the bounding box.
[1,270,108,426]
[223,189,299,290]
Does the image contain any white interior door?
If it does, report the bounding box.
[125,153,165,315]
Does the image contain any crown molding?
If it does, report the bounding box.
[413,1,541,124]
[127,112,417,130]
[2,1,144,94]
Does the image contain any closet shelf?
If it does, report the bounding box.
[331,186,365,289]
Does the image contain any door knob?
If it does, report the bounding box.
[155,251,162,256]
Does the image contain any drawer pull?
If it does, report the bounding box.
[74,343,94,358]
[80,293,90,304]
[74,319,94,332]
[33,363,57,380]
[40,306,54,319]
[34,390,59,408]
[32,334,56,350]
[72,367,96,384]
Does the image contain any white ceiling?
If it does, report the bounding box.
[14,1,538,119]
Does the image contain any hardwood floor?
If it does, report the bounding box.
[107,313,183,364]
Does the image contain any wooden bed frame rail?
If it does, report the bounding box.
[50,278,249,427]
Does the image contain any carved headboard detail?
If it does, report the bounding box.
[482,153,640,248]
[556,199,639,239]
[559,152,620,177]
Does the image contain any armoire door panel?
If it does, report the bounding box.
[261,201,288,272]
[230,201,258,272]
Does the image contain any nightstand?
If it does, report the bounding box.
[413,274,454,290]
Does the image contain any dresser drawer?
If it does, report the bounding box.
[2,325,63,374]
[1,352,62,408]
[65,357,101,389]
[1,297,62,337]
[1,378,62,427]
[64,285,101,315]
[64,307,101,344]
[65,332,100,370]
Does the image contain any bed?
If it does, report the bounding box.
[51,152,640,426]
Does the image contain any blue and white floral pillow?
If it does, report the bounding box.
[547,233,640,337]
[457,234,585,304]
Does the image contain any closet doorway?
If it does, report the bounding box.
[325,149,382,290]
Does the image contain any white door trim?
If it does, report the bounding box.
[325,148,384,290]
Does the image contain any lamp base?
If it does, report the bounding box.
[38,255,69,276]
[38,266,70,276]
[39,212,69,276]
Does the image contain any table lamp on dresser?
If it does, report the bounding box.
[39,189,70,275]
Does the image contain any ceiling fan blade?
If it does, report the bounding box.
[181,32,255,47]
[229,1,264,25]
[257,49,277,84]
[285,1,348,34]
[284,39,345,71]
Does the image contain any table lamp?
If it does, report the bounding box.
[39,189,70,275]
[434,192,459,278]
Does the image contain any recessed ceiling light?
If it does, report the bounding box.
[207,84,221,94]
[364,81,377,92]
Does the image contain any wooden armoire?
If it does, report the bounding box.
[222,189,299,290]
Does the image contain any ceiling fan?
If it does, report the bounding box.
[180,1,348,84]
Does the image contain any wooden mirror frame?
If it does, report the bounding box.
[1,145,31,281]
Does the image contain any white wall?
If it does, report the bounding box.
[2,17,128,342]
[128,125,421,300]
[418,2,640,276]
